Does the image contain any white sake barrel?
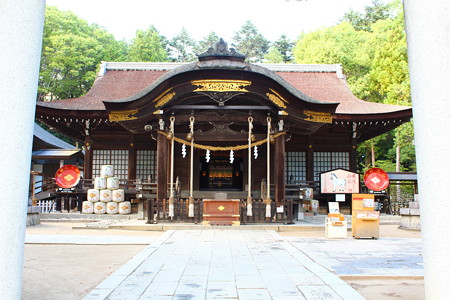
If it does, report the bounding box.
[118,201,131,214]
[112,189,124,202]
[93,202,106,214]
[100,165,114,178]
[99,189,112,202]
[107,177,120,190]
[87,189,99,202]
[106,202,118,214]
[94,177,107,190]
[82,201,94,214]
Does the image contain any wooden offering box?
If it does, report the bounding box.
[202,199,240,226]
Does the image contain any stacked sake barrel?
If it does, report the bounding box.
[82,165,131,215]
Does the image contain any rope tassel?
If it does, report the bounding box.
[157,130,285,151]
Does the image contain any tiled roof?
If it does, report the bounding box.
[34,123,75,149]
[276,72,409,114]
[32,149,82,160]
[37,62,410,116]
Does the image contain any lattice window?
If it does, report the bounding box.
[136,150,156,181]
[313,152,349,181]
[285,152,306,183]
[93,150,129,180]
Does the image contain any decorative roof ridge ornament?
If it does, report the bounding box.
[197,38,246,62]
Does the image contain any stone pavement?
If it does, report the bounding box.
[283,236,423,277]
[25,234,157,245]
[83,230,366,300]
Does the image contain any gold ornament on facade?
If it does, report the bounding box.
[191,79,251,92]
[266,89,288,109]
[152,88,176,108]
[303,110,333,123]
[109,109,138,122]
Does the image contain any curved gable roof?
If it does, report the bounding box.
[36,61,411,119]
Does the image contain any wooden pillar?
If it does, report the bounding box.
[275,134,285,203]
[128,135,137,180]
[157,132,168,203]
[306,137,314,181]
[84,136,93,179]
[349,141,358,173]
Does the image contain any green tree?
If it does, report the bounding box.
[340,0,395,31]
[368,14,409,105]
[293,22,371,89]
[193,32,220,54]
[369,12,412,172]
[169,27,196,62]
[264,47,284,63]
[39,7,126,101]
[273,34,293,62]
[232,21,270,62]
[128,26,168,62]
[294,0,414,172]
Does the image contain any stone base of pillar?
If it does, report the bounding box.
[399,201,421,230]
[26,213,40,226]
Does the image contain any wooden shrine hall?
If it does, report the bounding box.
[35,39,412,223]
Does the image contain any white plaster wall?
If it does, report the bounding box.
[0,1,46,299]
[403,1,450,299]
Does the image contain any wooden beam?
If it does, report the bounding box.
[128,135,137,180]
[84,136,93,179]
[350,140,358,173]
[171,105,271,110]
[306,136,314,181]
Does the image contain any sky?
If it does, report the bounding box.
[45,0,385,43]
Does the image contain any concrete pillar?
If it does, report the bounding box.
[403,1,450,299]
[0,1,46,299]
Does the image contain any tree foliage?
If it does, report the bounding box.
[193,32,220,55]
[293,22,371,89]
[128,26,168,62]
[39,6,126,101]
[169,27,196,62]
[273,34,294,63]
[294,0,414,172]
[265,47,284,63]
[232,21,270,62]
[340,0,395,32]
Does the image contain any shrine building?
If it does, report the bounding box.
[35,39,412,220]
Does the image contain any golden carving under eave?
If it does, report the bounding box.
[191,79,251,92]
[303,110,333,123]
[152,88,176,108]
[109,109,138,122]
[266,93,285,108]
